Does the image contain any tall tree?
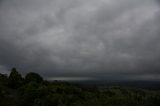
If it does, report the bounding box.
[8,68,23,88]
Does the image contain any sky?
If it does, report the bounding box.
[0,0,160,81]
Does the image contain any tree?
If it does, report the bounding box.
[25,72,43,83]
[0,73,8,86]
[8,68,23,88]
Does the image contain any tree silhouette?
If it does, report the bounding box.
[8,68,23,88]
[25,72,43,83]
[0,73,8,86]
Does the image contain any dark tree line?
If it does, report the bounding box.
[0,68,160,106]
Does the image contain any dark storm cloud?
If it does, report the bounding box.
[0,0,160,80]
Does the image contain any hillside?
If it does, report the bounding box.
[0,68,160,106]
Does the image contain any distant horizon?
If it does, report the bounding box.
[1,67,160,82]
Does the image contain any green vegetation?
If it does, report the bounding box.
[0,68,160,106]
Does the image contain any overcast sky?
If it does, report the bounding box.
[0,0,160,81]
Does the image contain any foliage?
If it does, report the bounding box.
[0,68,160,106]
[25,72,43,83]
[0,73,8,86]
[8,68,23,88]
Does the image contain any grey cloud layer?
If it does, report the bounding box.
[0,0,160,80]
